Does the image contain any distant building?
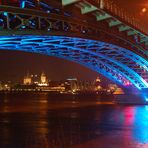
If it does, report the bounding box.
[23,71,49,86]
[41,72,47,83]
[65,78,98,92]
[0,82,2,90]
[0,82,11,91]
[113,87,124,94]
[35,86,65,92]
[107,84,117,93]
[38,72,49,86]
[96,77,101,83]
[23,73,32,85]
[94,77,102,91]
[66,78,79,92]
[31,74,39,84]
[108,84,124,94]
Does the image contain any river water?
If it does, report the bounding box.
[0,92,148,148]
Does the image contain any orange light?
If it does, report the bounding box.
[142,8,147,13]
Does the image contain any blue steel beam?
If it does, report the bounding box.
[38,42,148,89]
[0,35,147,90]
[0,5,147,59]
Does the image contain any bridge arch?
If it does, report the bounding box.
[0,35,148,90]
[0,1,148,91]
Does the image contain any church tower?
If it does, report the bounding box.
[40,72,47,84]
[23,72,32,85]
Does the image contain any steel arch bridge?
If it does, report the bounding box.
[0,0,148,93]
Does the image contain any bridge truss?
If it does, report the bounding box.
[0,0,148,91]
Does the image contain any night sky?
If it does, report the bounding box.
[0,50,100,82]
[0,0,147,82]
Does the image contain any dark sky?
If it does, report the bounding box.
[0,0,147,82]
[0,50,101,82]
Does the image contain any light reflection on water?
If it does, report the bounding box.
[0,93,148,148]
[133,106,148,143]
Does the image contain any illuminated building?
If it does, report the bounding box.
[66,78,79,93]
[96,77,101,82]
[113,87,124,95]
[94,77,102,91]
[38,72,49,86]
[108,84,117,91]
[41,72,46,83]
[35,86,65,92]
[0,82,2,90]
[108,84,124,94]
[65,78,98,93]
[23,73,32,85]
[0,82,11,91]
[31,74,39,84]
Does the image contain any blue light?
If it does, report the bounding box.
[21,25,26,29]
[21,1,26,8]
[3,12,8,17]
[0,19,4,23]
[46,10,50,13]
[133,106,148,143]
[145,106,148,111]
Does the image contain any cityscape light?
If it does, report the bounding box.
[142,8,147,13]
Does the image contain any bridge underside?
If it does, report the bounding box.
[0,1,148,96]
[0,35,148,91]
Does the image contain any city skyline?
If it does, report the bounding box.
[0,50,104,82]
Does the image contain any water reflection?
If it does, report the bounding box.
[133,106,148,143]
[0,93,148,147]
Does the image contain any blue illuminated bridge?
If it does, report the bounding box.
[0,0,148,98]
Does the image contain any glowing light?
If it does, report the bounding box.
[124,107,135,126]
[133,107,148,143]
[124,81,131,86]
[38,83,48,86]
[142,8,147,13]
[3,12,8,17]
[145,106,148,111]
[21,1,25,8]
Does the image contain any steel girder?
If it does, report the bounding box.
[62,0,148,49]
[0,35,147,90]
[0,5,147,59]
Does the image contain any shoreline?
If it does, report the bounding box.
[0,91,147,105]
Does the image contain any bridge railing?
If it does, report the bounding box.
[0,0,147,34]
[90,0,147,34]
